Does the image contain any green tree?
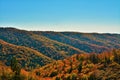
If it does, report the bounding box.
[104,56,111,66]
[88,72,97,80]
[55,77,61,80]
[0,67,11,80]
[49,71,58,77]
[78,62,82,73]
[71,73,77,80]
[89,53,99,64]
[113,50,120,64]
[68,60,73,73]
[66,76,71,80]
[10,57,23,80]
[62,60,65,71]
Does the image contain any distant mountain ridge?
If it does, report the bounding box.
[0,27,120,62]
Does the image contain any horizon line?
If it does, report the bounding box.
[0,26,120,34]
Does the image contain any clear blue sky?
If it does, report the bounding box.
[0,0,120,33]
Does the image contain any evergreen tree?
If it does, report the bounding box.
[78,62,82,73]
[89,53,99,64]
[113,50,120,64]
[10,57,23,80]
[68,60,73,73]
[88,73,97,80]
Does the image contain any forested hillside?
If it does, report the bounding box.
[0,28,84,60]
[0,27,120,61]
[0,27,120,80]
[0,39,53,70]
[33,31,120,53]
[32,49,120,80]
[0,49,120,80]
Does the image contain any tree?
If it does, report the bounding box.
[49,71,58,77]
[104,56,111,66]
[89,53,99,64]
[68,60,73,73]
[71,73,77,80]
[10,57,23,80]
[78,62,82,73]
[62,60,65,71]
[113,50,120,64]
[55,77,61,80]
[88,72,97,80]
[0,67,11,80]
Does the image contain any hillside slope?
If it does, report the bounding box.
[32,49,120,80]
[0,49,120,80]
[0,39,53,69]
[33,31,120,53]
[0,27,120,60]
[0,28,84,60]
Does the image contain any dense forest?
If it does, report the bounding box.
[0,49,120,80]
[0,27,120,80]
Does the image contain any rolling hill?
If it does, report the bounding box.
[0,27,120,80]
[0,27,84,60]
[0,39,53,70]
[0,28,120,60]
[32,49,120,80]
[33,31,120,53]
[0,49,120,80]
[0,27,120,60]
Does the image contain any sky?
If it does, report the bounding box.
[0,0,120,33]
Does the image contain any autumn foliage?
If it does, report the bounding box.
[31,49,120,80]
